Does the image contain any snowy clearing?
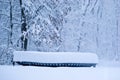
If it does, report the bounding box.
[0,66,120,80]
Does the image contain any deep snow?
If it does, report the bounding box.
[0,65,120,80]
[13,51,98,63]
[3,51,118,80]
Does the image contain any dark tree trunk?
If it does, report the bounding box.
[19,0,28,51]
[9,0,13,47]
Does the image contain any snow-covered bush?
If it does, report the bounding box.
[0,46,14,65]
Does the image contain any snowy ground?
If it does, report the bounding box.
[0,63,120,80]
[1,52,120,80]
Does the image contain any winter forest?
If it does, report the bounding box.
[0,0,120,65]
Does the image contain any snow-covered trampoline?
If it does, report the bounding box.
[13,51,98,67]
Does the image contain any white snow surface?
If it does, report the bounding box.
[0,66,120,80]
[13,51,98,63]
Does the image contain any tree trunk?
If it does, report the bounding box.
[19,0,27,51]
[9,0,13,46]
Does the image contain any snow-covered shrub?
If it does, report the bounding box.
[0,46,14,65]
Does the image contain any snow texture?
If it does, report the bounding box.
[0,66,120,80]
[13,51,98,63]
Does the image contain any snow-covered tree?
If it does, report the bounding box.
[0,0,120,65]
[22,0,71,51]
[0,0,21,64]
[19,0,28,51]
